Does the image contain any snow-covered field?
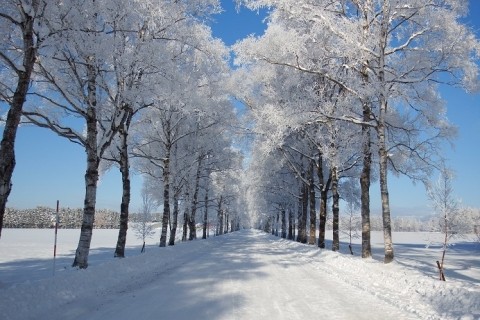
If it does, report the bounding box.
[0,228,478,319]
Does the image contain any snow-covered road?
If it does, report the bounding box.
[45,230,415,319]
[2,229,478,319]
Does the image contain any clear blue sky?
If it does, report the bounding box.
[5,0,480,217]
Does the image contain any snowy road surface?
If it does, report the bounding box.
[52,231,414,320]
[2,229,478,319]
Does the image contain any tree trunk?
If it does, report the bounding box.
[217,196,223,236]
[318,155,331,248]
[72,60,99,269]
[378,93,394,262]
[361,103,372,259]
[168,195,179,246]
[296,186,304,243]
[332,166,340,252]
[308,161,316,245]
[202,189,209,239]
[182,208,189,241]
[189,157,203,240]
[287,208,293,240]
[225,213,229,235]
[114,128,130,258]
[281,208,287,239]
[0,8,38,238]
[292,211,296,240]
[275,212,279,236]
[271,214,275,235]
[439,208,448,280]
[359,2,373,260]
[378,7,394,263]
[159,152,170,247]
[300,182,308,244]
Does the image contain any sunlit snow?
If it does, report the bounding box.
[0,228,478,319]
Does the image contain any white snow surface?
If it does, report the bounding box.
[0,228,479,320]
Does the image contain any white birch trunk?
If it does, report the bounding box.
[159,153,170,247]
[72,60,99,269]
[114,127,130,257]
[378,3,394,262]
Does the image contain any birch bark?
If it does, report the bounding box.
[0,1,39,238]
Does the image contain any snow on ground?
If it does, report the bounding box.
[0,228,479,319]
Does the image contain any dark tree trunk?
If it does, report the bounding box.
[114,128,130,257]
[0,7,38,238]
[361,103,372,259]
[217,196,223,236]
[225,213,229,235]
[182,208,189,242]
[318,155,332,249]
[287,208,293,240]
[308,161,316,245]
[281,208,287,239]
[292,211,296,240]
[271,214,275,235]
[318,154,326,248]
[332,167,340,252]
[202,189,209,239]
[275,212,279,236]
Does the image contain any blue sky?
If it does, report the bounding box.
[5,0,480,216]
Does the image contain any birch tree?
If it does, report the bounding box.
[0,0,45,238]
[427,168,458,281]
[22,0,131,268]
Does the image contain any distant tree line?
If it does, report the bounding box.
[264,207,480,236]
[3,205,243,236]
[4,207,120,229]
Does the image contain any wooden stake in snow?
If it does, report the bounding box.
[436,260,446,281]
[53,200,59,276]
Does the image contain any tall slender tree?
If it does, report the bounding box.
[0,0,44,238]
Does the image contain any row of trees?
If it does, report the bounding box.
[0,0,247,268]
[133,187,242,252]
[4,207,119,229]
[5,203,478,235]
[1,0,479,268]
[233,0,480,262]
[264,206,480,236]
